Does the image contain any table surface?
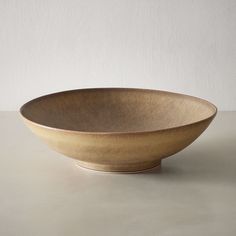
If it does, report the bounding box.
[0,111,235,236]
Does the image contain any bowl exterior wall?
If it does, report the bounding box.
[23,117,214,172]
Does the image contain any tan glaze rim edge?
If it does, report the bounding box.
[20,87,217,135]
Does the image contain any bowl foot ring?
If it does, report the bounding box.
[75,160,162,173]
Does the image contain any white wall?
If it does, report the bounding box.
[0,0,235,111]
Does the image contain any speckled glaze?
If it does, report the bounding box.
[20,88,217,172]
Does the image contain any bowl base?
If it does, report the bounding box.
[75,160,162,173]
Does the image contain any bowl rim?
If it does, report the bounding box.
[20,87,217,135]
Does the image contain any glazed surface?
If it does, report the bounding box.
[21,88,216,133]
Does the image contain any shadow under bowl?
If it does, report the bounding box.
[20,88,217,172]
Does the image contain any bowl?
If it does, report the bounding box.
[20,88,217,172]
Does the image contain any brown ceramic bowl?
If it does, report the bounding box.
[20,88,217,172]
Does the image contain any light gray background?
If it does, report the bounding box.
[0,0,235,111]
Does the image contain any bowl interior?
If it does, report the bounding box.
[21,88,216,133]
